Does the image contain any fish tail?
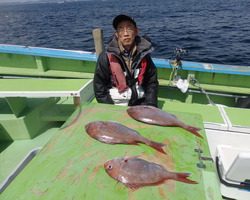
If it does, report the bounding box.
[186,126,203,138]
[173,173,198,184]
[148,141,167,154]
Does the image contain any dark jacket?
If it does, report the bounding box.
[94,35,158,107]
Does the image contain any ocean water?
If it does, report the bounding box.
[0,0,250,66]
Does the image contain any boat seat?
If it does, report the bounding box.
[188,83,250,96]
[0,78,94,108]
[159,79,250,96]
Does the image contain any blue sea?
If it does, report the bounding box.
[0,0,250,66]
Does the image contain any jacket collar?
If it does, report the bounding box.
[107,35,154,57]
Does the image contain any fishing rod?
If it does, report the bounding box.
[169,47,215,105]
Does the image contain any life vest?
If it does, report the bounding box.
[107,53,147,93]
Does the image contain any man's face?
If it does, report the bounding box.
[115,20,138,51]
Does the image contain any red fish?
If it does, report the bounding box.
[104,156,197,189]
[85,121,166,154]
[127,105,202,138]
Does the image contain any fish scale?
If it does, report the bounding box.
[104,157,197,189]
[85,121,167,154]
[127,105,203,138]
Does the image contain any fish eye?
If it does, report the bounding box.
[107,165,112,170]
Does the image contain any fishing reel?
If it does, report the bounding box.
[170,48,188,68]
[169,48,188,85]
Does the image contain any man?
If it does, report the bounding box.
[94,14,158,107]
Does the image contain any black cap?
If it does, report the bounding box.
[112,14,137,30]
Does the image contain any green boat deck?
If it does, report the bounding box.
[0,78,93,106]
[159,98,250,133]
[0,44,249,199]
[0,78,93,140]
[0,103,222,199]
[0,128,58,189]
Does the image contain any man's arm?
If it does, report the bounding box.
[143,55,159,107]
[93,52,114,104]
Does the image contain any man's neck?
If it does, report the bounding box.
[123,45,132,52]
[118,41,135,53]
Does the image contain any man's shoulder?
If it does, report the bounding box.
[98,51,108,60]
[136,36,153,55]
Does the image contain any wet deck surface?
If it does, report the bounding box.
[0,103,222,199]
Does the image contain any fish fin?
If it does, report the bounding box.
[125,183,140,190]
[148,141,167,154]
[174,173,198,184]
[115,180,120,186]
[186,126,203,138]
[123,155,141,163]
[170,113,177,119]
